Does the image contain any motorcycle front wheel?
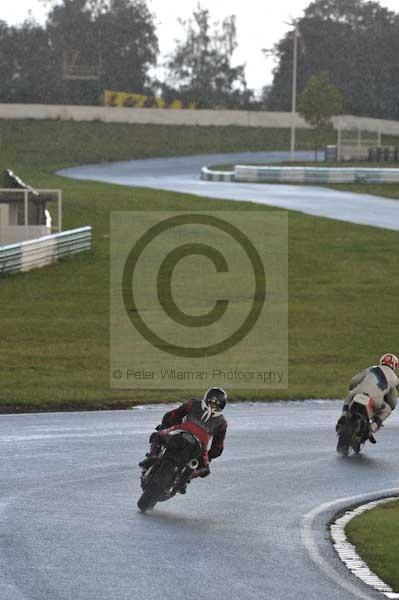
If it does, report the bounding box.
[137,459,177,512]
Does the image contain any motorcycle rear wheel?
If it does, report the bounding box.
[336,421,353,456]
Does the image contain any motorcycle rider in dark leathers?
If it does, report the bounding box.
[139,387,228,492]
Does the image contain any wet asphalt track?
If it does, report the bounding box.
[58,150,399,231]
[1,402,399,600]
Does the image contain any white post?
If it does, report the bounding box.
[57,190,62,232]
[290,27,298,161]
[24,189,28,227]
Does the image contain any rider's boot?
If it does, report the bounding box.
[369,417,382,444]
[139,433,161,468]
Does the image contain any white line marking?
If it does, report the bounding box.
[301,488,399,599]
[332,497,399,598]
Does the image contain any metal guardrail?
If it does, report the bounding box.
[200,166,235,182]
[0,226,92,275]
[234,166,399,184]
[201,165,399,184]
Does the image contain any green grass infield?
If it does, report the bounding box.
[0,120,399,411]
[346,500,399,591]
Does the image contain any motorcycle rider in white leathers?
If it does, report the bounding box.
[336,353,398,442]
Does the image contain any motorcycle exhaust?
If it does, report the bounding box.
[189,459,199,470]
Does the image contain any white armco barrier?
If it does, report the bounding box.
[0,103,310,127]
[234,166,399,184]
[0,226,92,275]
[2,103,399,134]
[201,165,399,184]
[200,167,235,182]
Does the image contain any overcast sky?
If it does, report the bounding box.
[1,0,398,91]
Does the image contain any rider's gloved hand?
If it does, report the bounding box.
[155,424,163,431]
[370,416,382,433]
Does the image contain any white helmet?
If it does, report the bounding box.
[379,353,399,372]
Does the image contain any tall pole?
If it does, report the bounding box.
[290,27,298,161]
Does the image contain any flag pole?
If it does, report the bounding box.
[290,26,298,161]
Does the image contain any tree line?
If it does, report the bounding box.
[1,0,399,119]
[0,0,252,108]
[268,0,399,119]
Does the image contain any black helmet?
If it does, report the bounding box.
[203,387,227,411]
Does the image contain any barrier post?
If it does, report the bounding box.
[24,189,28,227]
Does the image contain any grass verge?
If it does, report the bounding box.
[0,120,398,411]
[346,500,399,591]
[0,120,335,172]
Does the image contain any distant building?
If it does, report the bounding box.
[0,170,61,245]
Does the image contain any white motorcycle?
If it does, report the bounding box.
[336,393,375,456]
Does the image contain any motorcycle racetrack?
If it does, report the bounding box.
[2,402,399,600]
[2,151,398,599]
[58,151,399,231]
